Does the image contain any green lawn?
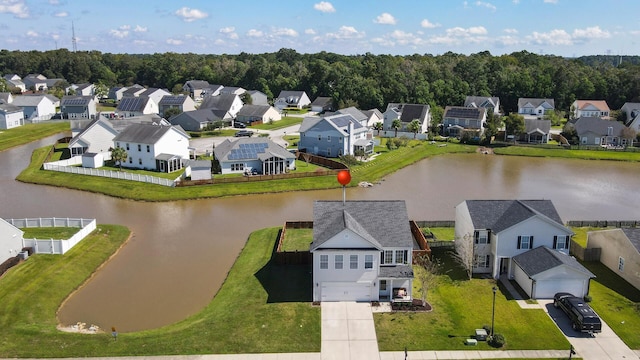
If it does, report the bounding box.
[375,250,571,351]
[100,164,184,180]
[493,146,640,161]
[250,116,303,130]
[283,134,300,149]
[188,129,237,137]
[281,228,313,251]
[21,227,80,239]
[0,227,319,357]
[570,227,611,247]
[581,261,640,349]
[424,227,455,240]
[0,122,69,152]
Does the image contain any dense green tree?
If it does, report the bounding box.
[407,119,422,138]
[110,147,128,170]
[504,113,526,139]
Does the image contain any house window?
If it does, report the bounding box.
[474,230,489,244]
[326,148,331,156]
[379,280,387,291]
[146,145,150,153]
[318,135,321,141]
[335,255,343,269]
[365,255,373,269]
[137,144,141,151]
[320,255,328,269]
[517,236,533,250]
[350,255,358,269]
[126,143,130,150]
[395,250,405,264]
[619,257,625,271]
[474,254,491,268]
[138,158,142,165]
[327,135,331,142]
[383,250,393,264]
[116,142,120,148]
[339,137,343,142]
[554,236,569,250]
[231,163,244,171]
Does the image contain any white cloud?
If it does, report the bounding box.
[166,38,183,45]
[305,28,317,35]
[134,25,147,33]
[326,26,365,40]
[374,12,396,25]
[26,30,38,37]
[273,28,298,37]
[421,19,440,29]
[504,28,518,34]
[497,35,520,46]
[528,29,572,46]
[53,11,67,17]
[476,1,497,11]
[51,33,59,40]
[0,0,29,19]
[313,1,335,13]
[572,26,610,41]
[118,25,131,30]
[175,7,208,22]
[446,26,488,37]
[543,0,558,3]
[247,29,264,38]
[109,28,129,39]
[219,26,238,40]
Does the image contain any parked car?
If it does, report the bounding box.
[553,292,601,334]
[233,121,246,128]
[234,130,254,137]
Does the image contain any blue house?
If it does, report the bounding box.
[298,114,373,158]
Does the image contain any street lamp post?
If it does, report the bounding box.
[491,286,498,336]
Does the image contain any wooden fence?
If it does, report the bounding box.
[414,220,455,228]
[410,220,431,261]
[566,220,640,228]
[296,153,349,170]
[274,221,313,265]
[570,240,601,261]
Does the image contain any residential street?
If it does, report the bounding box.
[189,123,302,156]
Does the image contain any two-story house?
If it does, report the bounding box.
[0,103,24,129]
[464,96,500,115]
[200,93,243,118]
[11,94,59,121]
[182,80,211,99]
[112,123,190,173]
[158,95,196,118]
[517,98,555,119]
[310,200,414,302]
[116,96,158,118]
[0,218,24,265]
[235,104,281,125]
[572,100,610,119]
[68,117,119,156]
[274,90,311,110]
[298,114,373,158]
[383,103,431,134]
[442,106,487,138]
[61,96,97,120]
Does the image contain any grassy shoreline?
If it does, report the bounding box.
[0,122,70,152]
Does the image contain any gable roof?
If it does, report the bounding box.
[213,137,295,162]
[11,94,50,107]
[622,228,640,253]
[386,103,430,123]
[363,108,383,120]
[117,96,152,112]
[310,200,413,251]
[61,95,93,106]
[0,103,22,113]
[159,95,191,106]
[184,80,210,90]
[518,98,555,109]
[574,117,626,136]
[275,90,308,104]
[199,93,239,111]
[170,109,223,126]
[513,246,595,278]
[464,200,565,233]
[464,96,499,108]
[237,104,274,117]
[310,96,333,107]
[337,107,367,122]
[0,92,11,104]
[575,100,610,112]
[525,119,551,134]
[69,117,118,147]
[444,106,486,120]
[139,88,170,97]
[113,123,188,144]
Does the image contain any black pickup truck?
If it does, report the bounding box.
[553,292,602,334]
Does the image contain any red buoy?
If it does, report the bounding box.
[337,170,351,186]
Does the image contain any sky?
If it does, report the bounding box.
[0,0,639,57]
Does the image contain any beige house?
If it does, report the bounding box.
[587,228,640,291]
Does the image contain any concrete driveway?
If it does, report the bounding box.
[321,302,380,360]
[541,300,639,360]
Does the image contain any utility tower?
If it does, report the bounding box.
[72,21,78,52]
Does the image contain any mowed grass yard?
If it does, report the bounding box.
[0,122,69,152]
[375,249,571,351]
[21,227,80,239]
[281,228,313,251]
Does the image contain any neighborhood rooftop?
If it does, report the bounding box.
[465,200,564,233]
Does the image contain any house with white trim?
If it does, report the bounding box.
[518,98,555,119]
[0,103,25,129]
[464,96,500,115]
[383,103,431,134]
[311,200,414,302]
[274,90,311,110]
[0,218,24,265]
[214,137,295,175]
[442,106,487,138]
[200,93,243,118]
[572,100,610,120]
[61,96,97,119]
[68,117,119,156]
[298,114,374,158]
[11,94,59,121]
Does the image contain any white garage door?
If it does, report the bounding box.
[321,282,371,301]
[534,279,586,299]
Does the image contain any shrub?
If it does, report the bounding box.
[488,333,505,348]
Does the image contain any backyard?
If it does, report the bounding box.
[0,122,69,152]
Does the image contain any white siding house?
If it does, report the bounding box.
[0,218,24,265]
[0,103,25,129]
[69,117,119,156]
[113,123,190,172]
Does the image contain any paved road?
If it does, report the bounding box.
[189,124,302,156]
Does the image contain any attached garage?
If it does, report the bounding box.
[512,246,595,299]
[320,282,372,302]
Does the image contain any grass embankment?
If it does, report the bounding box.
[250,116,304,130]
[21,227,80,239]
[0,122,69,152]
[493,146,640,161]
[0,227,320,357]
[375,249,571,351]
[18,141,476,201]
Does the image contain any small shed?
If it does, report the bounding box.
[81,152,104,168]
[188,160,212,181]
[512,246,595,299]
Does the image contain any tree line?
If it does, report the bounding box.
[1,48,639,115]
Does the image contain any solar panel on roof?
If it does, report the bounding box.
[64,98,89,106]
[160,96,187,105]
[446,107,480,118]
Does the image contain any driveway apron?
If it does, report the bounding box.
[321,302,380,360]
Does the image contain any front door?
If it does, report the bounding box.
[500,258,509,274]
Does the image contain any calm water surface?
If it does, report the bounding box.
[1,137,638,331]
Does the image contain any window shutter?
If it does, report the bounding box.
[530,236,534,249]
[517,236,521,249]
[553,236,557,249]
[380,252,383,264]
[474,230,479,244]
[487,230,491,244]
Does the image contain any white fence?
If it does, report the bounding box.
[43,157,176,187]
[6,218,97,255]
[379,130,429,140]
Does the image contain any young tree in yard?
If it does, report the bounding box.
[407,119,422,139]
[373,121,383,136]
[163,107,182,120]
[482,111,502,144]
[391,118,402,137]
[414,253,442,307]
[301,152,312,166]
[503,113,525,140]
[621,127,637,146]
[110,146,128,170]
[453,232,474,280]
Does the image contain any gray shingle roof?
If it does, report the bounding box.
[213,137,294,162]
[310,200,413,251]
[622,228,640,253]
[11,94,48,107]
[386,103,430,123]
[237,104,272,117]
[184,80,209,90]
[311,96,333,107]
[465,200,564,233]
[0,103,22,113]
[170,109,223,126]
[61,96,92,106]
[159,95,190,106]
[337,107,367,122]
[525,119,551,134]
[512,246,595,278]
[444,106,486,120]
[199,94,238,112]
[518,98,555,109]
[464,96,499,108]
[574,117,626,137]
[298,116,323,133]
[113,123,185,144]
